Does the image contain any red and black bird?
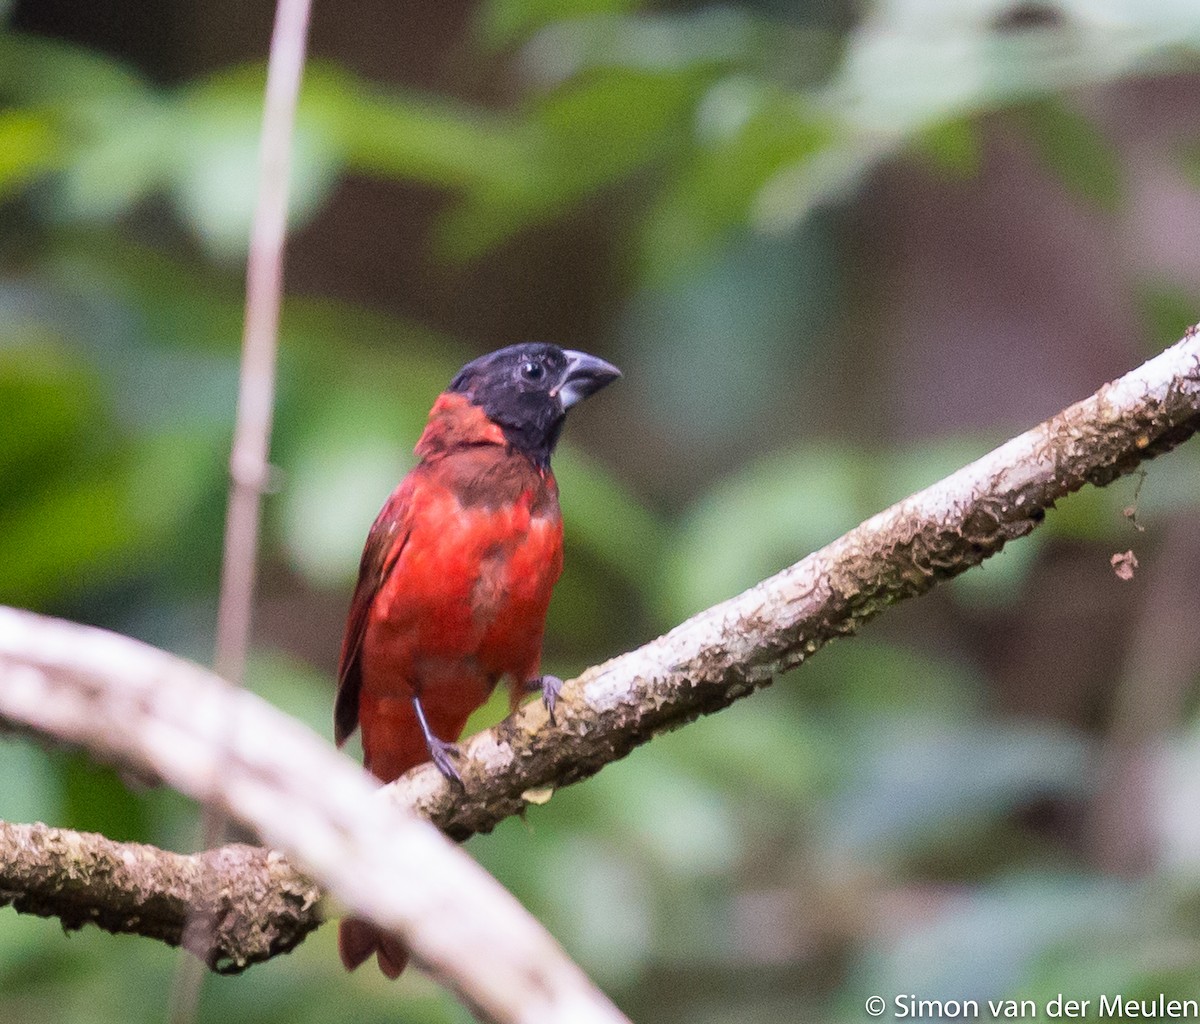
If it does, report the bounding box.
[334,343,620,977]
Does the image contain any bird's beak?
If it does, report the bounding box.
[555,350,622,409]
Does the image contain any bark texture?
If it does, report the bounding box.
[0,820,319,971]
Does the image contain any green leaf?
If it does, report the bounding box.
[437,65,711,261]
[553,446,668,593]
[1012,98,1125,211]
[325,67,534,194]
[169,64,348,258]
[59,752,151,842]
[276,413,414,590]
[0,334,158,606]
[0,470,139,605]
[639,80,833,278]
[274,346,456,588]
[826,717,1092,859]
[1138,283,1200,351]
[0,31,151,103]
[515,8,766,87]
[0,333,102,487]
[536,68,704,180]
[662,443,871,619]
[0,743,59,824]
[248,651,342,741]
[475,0,639,52]
[797,638,986,718]
[910,117,983,178]
[49,94,172,223]
[0,36,169,221]
[0,110,61,197]
[652,688,837,807]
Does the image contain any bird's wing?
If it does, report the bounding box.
[334,476,415,746]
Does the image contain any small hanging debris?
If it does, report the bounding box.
[1111,550,1139,581]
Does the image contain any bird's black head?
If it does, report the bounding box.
[448,343,621,467]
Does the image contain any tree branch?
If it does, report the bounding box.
[0,610,629,1024]
[0,328,1197,986]
[0,820,319,971]
[389,327,1200,838]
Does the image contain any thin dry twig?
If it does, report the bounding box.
[213,0,312,690]
[180,2,314,1017]
[198,0,314,863]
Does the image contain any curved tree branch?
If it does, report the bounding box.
[0,328,1198,987]
[0,610,629,1024]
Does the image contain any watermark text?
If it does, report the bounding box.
[864,994,1200,1019]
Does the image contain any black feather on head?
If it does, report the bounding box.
[449,343,620,467]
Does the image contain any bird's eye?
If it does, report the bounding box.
[520,360,545,382]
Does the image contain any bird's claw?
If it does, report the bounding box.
[535,674,563,724]
[426,735,463,783]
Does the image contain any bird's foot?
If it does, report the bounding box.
[426,735,462,783]
[411,692,463,783]
[529,674,563,724]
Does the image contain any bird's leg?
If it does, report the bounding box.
[524,674,564,724]
[410,693,461,783]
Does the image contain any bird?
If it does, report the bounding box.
[333,342,620,978]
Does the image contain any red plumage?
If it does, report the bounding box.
[333,345,618,978]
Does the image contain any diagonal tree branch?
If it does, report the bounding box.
[388,326,1200,837]
[0,328,1198,983]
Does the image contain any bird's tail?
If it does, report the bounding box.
[338,917,409,979]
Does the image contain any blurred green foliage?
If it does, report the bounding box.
[4,0,1200,1022]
